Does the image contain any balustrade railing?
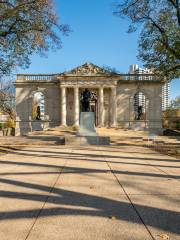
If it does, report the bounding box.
[16,73,161,82]
[16,74,58,82]
[120,74,161,81]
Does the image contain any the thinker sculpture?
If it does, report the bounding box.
[81,89,91,112]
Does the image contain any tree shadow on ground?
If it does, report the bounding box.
[0,160,180,179]
[0,177,179,235]
[3,148,180,163]
[25,135,65,144]
[0,147,180,237]
[1,157,180,171]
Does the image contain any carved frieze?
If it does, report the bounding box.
[61,62,113,76]
[60,79,117,87]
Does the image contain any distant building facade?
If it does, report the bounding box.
[162,82,170,111]
[15,62,164,135]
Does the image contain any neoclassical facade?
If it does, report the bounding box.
[15,63,163,135]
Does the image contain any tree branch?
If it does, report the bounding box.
[139,14,180,59]
[168,0,180,26]
[165,64,180,73]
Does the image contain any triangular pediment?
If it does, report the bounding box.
[61,62,116,76]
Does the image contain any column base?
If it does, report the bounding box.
[73,124,79,128]
[15,128,21,136]
[110,124,117,128]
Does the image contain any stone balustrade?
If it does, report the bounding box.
[120,74,161,81]
[16,73,161,82]
[16,74,57,82]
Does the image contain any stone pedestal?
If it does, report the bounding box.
[66,112,110,145]
[77,112,97,136]
[65,135,110,145]
[31,121,43,131]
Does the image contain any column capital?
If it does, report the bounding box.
[99,85,104,89]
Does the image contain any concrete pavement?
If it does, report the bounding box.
[0,145,179,240]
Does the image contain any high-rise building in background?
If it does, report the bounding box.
[162,82,170,111]
[129,64,152,75]
[129,64,152,114]
[129,64,170,111]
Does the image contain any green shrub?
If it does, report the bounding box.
[6,118,16,128]
[0,122,3,130]
[176,121,180,130]
[72,125,79,131]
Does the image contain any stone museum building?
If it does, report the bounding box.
[15,62,163,135]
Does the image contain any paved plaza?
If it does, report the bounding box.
[0,144,180,240]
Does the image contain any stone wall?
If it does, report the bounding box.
[116,81,162,131]
[16,83,61,134]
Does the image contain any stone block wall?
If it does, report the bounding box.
[16,84,61,134]
[116,81,163,130]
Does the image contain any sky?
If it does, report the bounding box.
[16,0,179,99]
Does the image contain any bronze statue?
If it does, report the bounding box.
[81,89,91,112]
[36,106,41,120]
[137,106,143,120]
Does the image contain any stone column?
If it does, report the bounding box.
[15,116,20,136]
[99,87,104,127]
[111,87,117,127]
[61,87,67,126]
[74,87,79,126]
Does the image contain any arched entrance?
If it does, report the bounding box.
[32,92,45,120]
[133,91,149,121]
[80,89,98,126]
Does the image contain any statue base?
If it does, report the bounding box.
[65,135,110,145]
[77,112,97,136]
[65,112,110,145]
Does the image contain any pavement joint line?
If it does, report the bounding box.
[24,149,72,240]
[1,145,179,239]
[101,149,155,240]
